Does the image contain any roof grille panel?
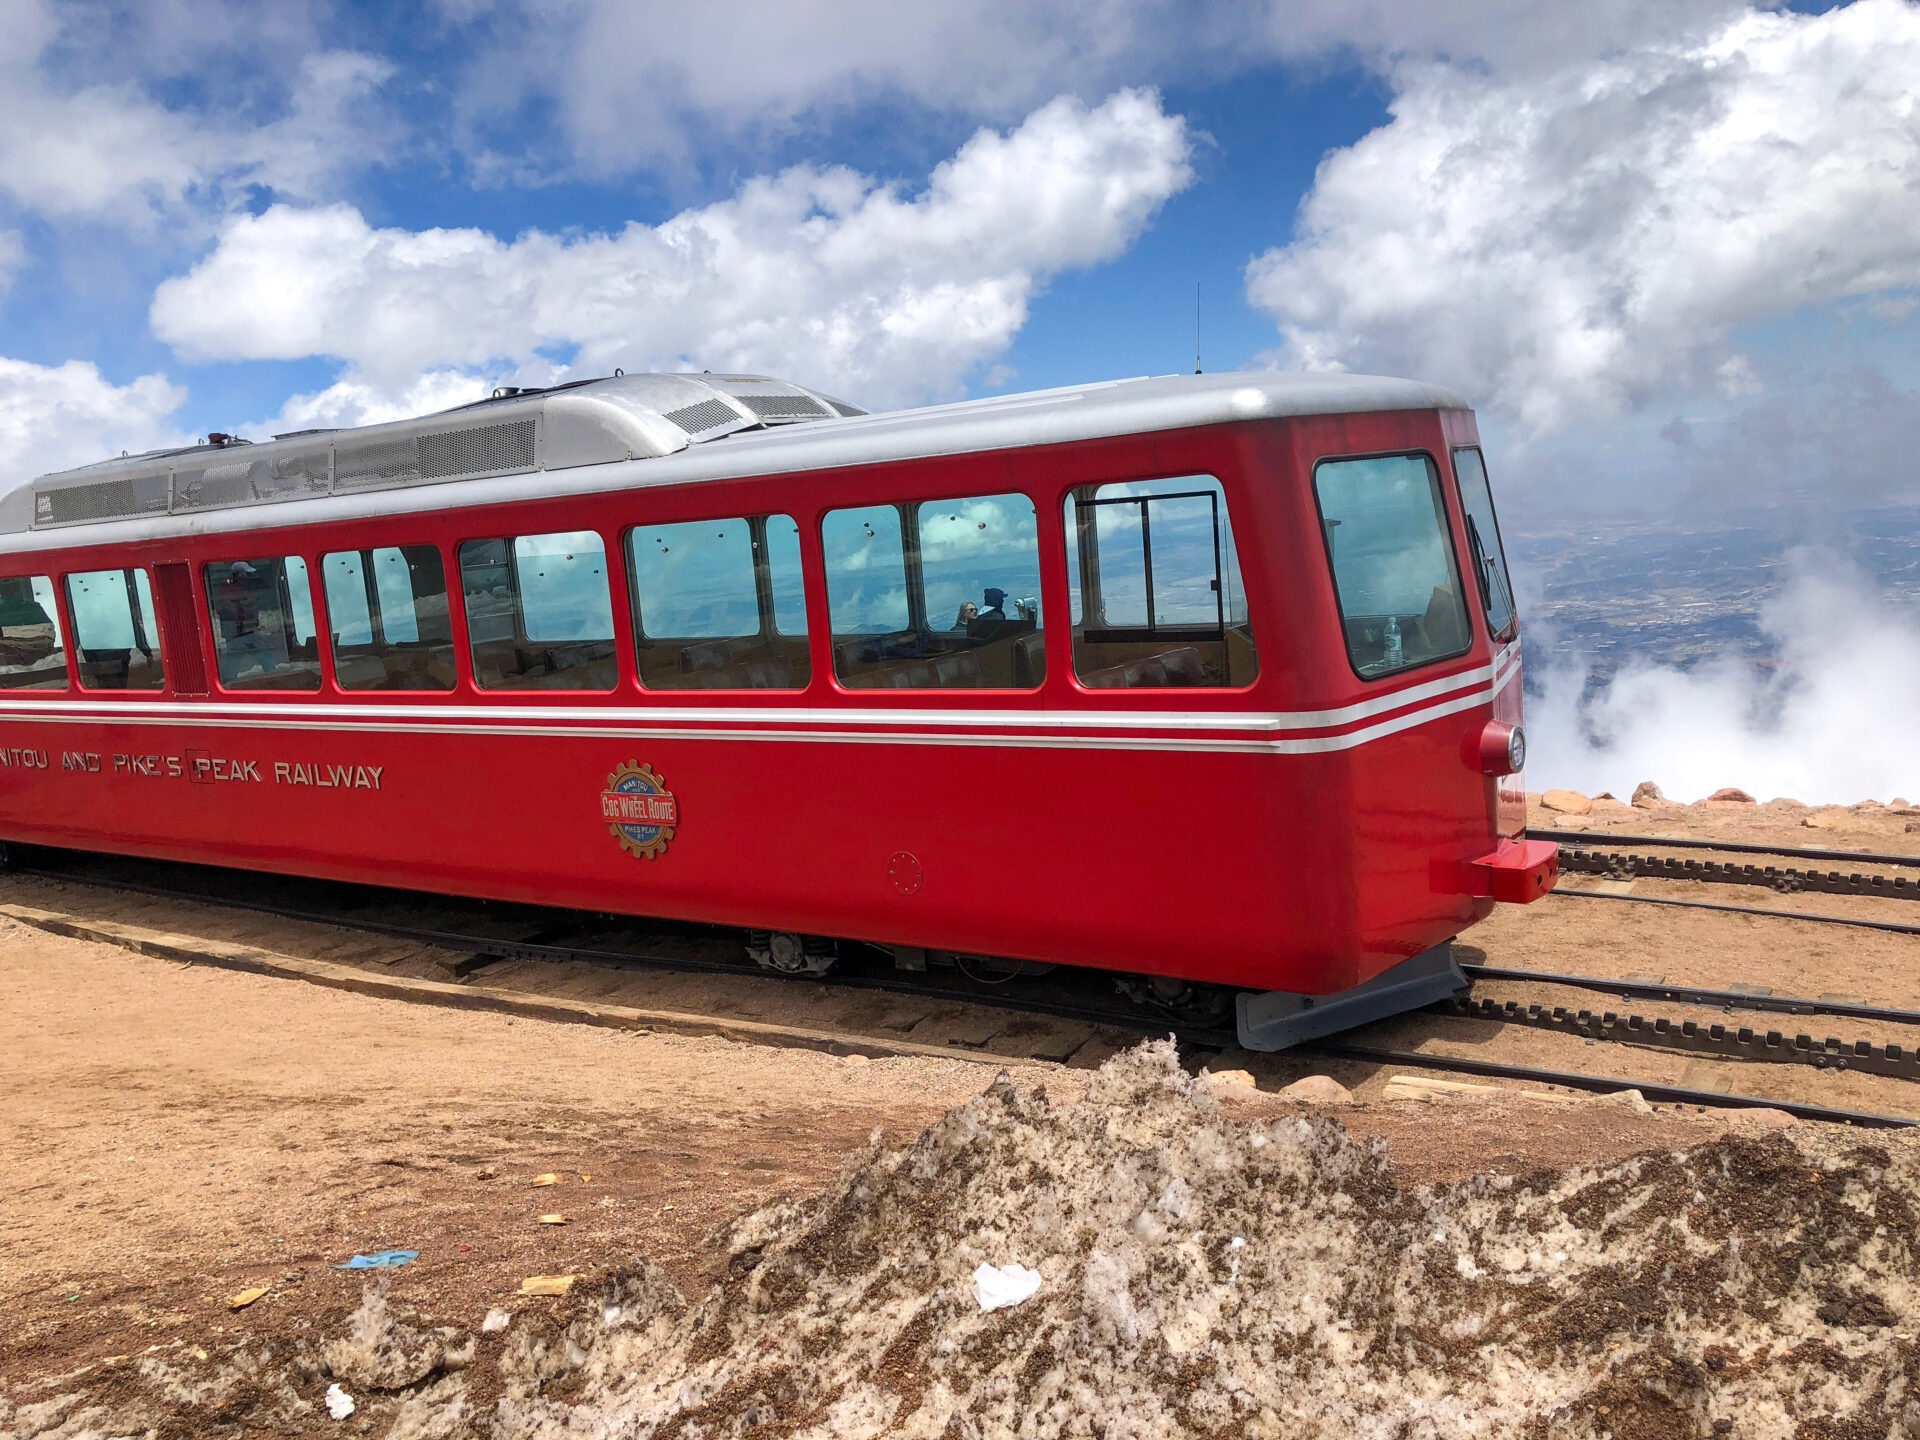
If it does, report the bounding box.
[333,435,423,491]
[828,400,868,417]
[172,457,262,511]
[274,448,333,494]
[35,473,170,526]
[419,420,536,480]
[173,449,331,511]
[740,394,830,421]
[664,398,744,434]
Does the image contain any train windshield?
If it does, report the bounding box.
[1313,454,1470,679]
[1450,447,1516,641]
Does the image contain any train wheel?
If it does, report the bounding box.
[746,929,839,977]
[0,842,13,873]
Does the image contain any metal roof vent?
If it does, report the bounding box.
[13,371,870,532]
[34,470,170,526]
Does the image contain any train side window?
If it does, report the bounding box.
[65,568,164,690]
[1064,475,1257,688]
[321,547,456,691]
[627,515,810,690]
[0,575,69,690]
[202,556,321,691]
[823,494,1045,690]
[1450,447,1516,642]
[1313,453,1470,679]
[458,531,617,691]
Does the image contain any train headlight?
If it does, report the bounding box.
[1479,721,1525,776]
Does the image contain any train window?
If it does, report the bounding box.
[1064,475,1256,688]
[65,568,164,690]
[458,532,617,691]
[321,547,456,690]
[823,494,1045,690]
[626,515,810,690]
[1450,447,1516,642]
[203,557,321,691]
[1313,453,1470,679]
[0,576,68,690]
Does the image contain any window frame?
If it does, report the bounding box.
[1060,470,1259,693]
[63,565,167,692]
[1448,445,1518,645]
[319,542,460,694]
[1309,447,1474,684]
[0,573,75,693]
[455,529,621,693]
[819,488,1049,694]
[622,512,812,692]
[201,554,324,694]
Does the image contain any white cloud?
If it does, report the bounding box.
[0,357,189,488]
[1525,549,1920,804]
[0,0,394,226]
[262,369,496,434]
[448,0,1739,175]
[151,89,1195,408]
[1246,0,1920,432]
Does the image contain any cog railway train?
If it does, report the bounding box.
[0,370,1554,1049]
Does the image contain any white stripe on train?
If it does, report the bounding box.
[0,673,1513,756]
[0,641,1523,746]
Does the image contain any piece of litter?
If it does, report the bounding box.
[191,1347,209,1361]
[481,1308,511,1333]
[331,1249,417,1269]
[531,1173,562,1187]
[226,1287,268,1310]
[538,1213,568,1225]
[579,1173,591,1182]
[519,1274,576,1296]
[972,1262,1042,1312]
[324,1383,355,1419]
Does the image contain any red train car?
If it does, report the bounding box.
[0,370,1553,1049]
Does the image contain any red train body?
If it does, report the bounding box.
[0,371,1549,1034]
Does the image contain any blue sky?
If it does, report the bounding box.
[1,0,1916,543]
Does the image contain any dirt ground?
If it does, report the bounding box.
[1,791,1917,1423]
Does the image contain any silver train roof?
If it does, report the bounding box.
[0,369,1467,554]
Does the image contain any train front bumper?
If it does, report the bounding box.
[1464,838,1559,904]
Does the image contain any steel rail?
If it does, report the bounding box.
[7,863,1224,1037]
[1550,886,1920,937]
[1437,994,1920,1080]
[1300,1041,1917,1128]
[14,856,1919,1129]
[1556,848,1920,901]
[1528,828,1920,869]
[1462,963,1920,1026]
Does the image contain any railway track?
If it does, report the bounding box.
[5,838,1919,1130]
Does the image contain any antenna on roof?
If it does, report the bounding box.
[1194,282,1202,375]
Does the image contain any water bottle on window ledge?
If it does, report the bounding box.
[1384,614,1403,669]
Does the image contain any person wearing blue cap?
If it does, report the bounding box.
[979,587,1006,621]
